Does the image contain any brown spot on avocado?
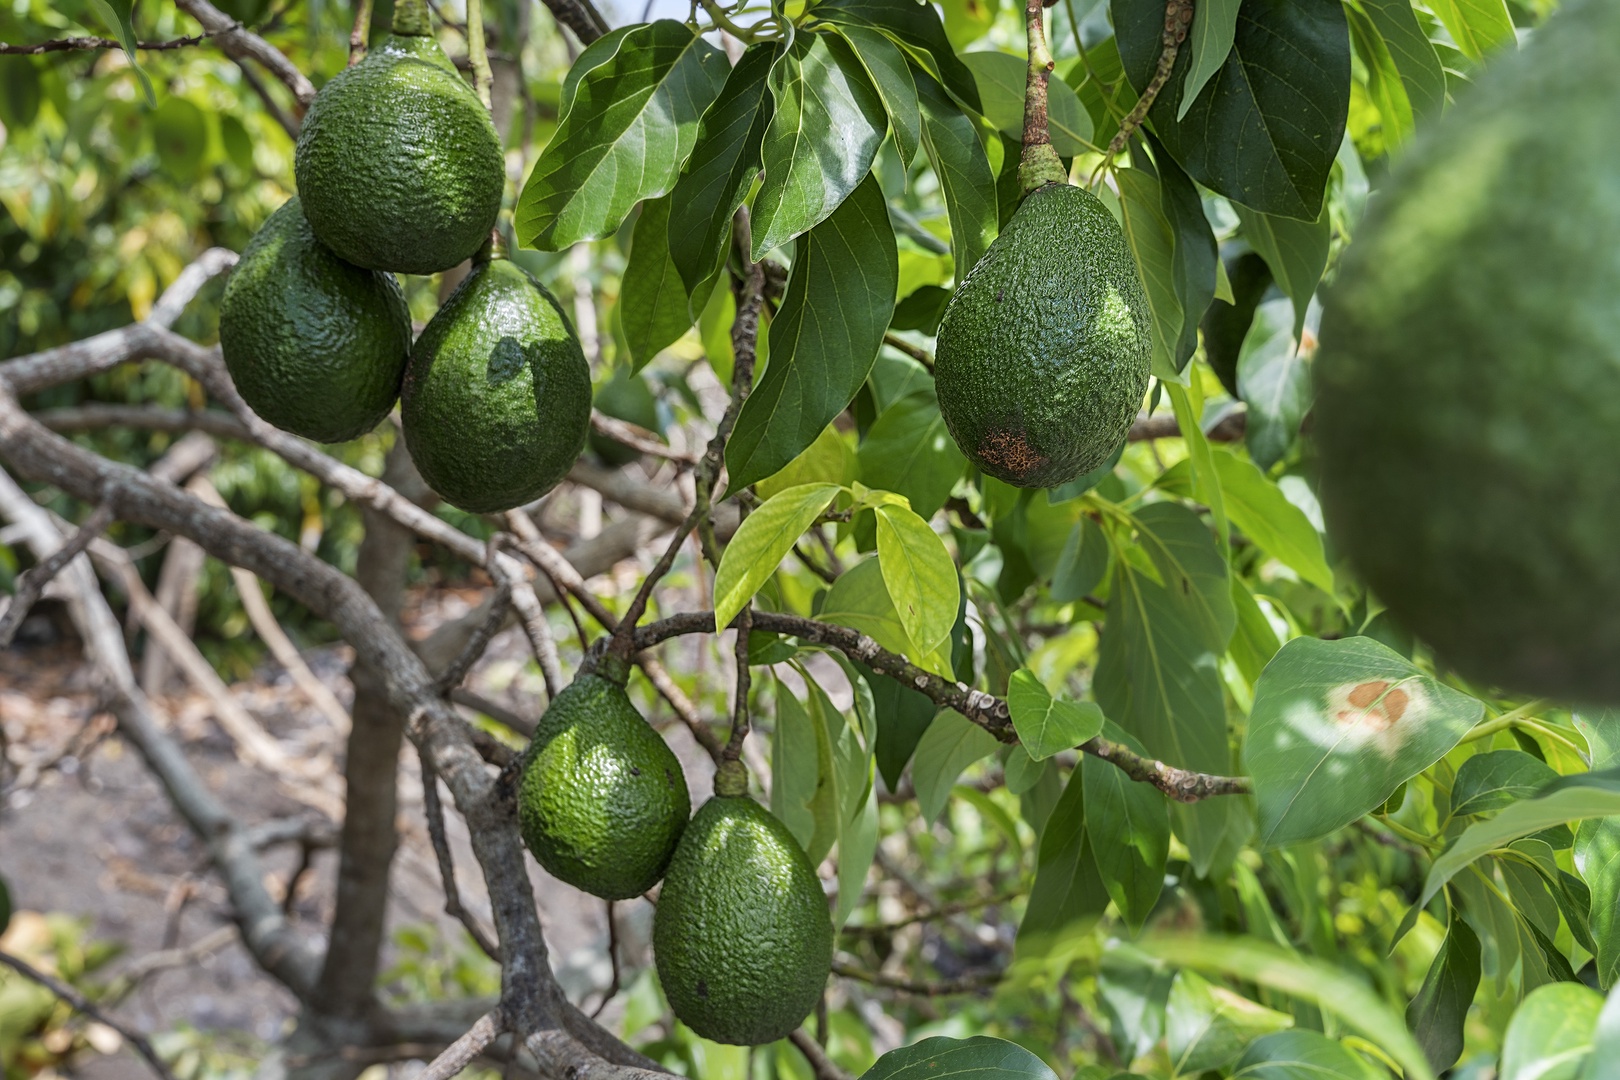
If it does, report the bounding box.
[979,428,1048,479]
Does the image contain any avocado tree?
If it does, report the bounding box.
[2,0,1618,1079]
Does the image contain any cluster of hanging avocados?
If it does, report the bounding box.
[516,652,834,1045]
[217,0,589,514]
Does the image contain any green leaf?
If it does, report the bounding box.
[516,22,728,250]
[874,503,958,654]
[84,0,153,103]
[1017,768,1111,956]
[1009,669,1104,761]
[1116,168,1184,379]
[727,173,897,491]
[1500,983,1603,1080]
[667,43,779,297]
[1593,983,1620,1073]
[1235,203,1329,343]
[1413,770,1620,926]
[152,97,210,182]
[1168,381,1228,547]
[1426,0,1516,63]
[1135,935,1436,1080]
[1145,138,1219,367]
[916,75,998,280]
[1229,577,1281,686]
[836,788,880,926]
[1233,1030,1384,1080]
[1167,971,1293,1074]
[1406,916,1480,1075]
[713,482,841,631]
[1237,297,1310,471]
[911,711,998,823]
[1114,0,1350,221]
[1176,0,1240,121]
[1575,713,1620,991]
[858,1037,1057,1080]
[1347,5,1416,149]
[621,196,704,370]
[831,26,921,168]
[820,558,952,677]
[1358,0,1446,125]
[813,0,982,114]
[771,677,839,860]
[864,661,937,791]
[1051,516,1109,603]
[1243,636,1484,847]
[961,50,1094,155]
[756,423,857,500]
[1084,721,1170,933]
[857,392,966,519]
[1451,749,1561,817]
[751,32,887,259]
[1133,501,1234,652]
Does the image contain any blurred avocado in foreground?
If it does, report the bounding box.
[1315,0,1620,704]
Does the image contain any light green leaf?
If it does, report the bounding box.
[1244,636,1484,847]
[1084,721,1170,933]
[1176,0,1240,121]
[917,75,998,279]
[857,392,966,519]
[1236,203,1329,343]
[1233,1030,1384,1080]
[961,50,1094,155]
[1167,970,1293,1074]
[727,173,898,491]
[1237,296,1310,471]
[751,32,886,259]
[1427,0,1516,62]
[713,482,840,631]
[836,788,880,926]
[1359,0,1446,125]
[858,1037,1057,1080]
[771,678,830,854]
[1167,381,1228,547]
[1591,983,1620,1076]
[757,424,856,501]
[1347,5,1416,149]
[831,25,921,168]
[1117,168,1185,380]
[1500,983,1603,1080]
[516,21,728,250]
[1008,669,1104,761]
[820,558,953,677]
[875,503,958,654]
[911,712,998,823]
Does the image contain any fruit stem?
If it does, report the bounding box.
[1019,0,1067,195]
[466,0,495,112]
[720,603,752,763]
[713,758,749,797]
[392,0,433,36]
[1101,0,1194,162]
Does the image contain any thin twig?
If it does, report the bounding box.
[881,333,934,371]
[349,0,374,63]
[0,502,115,647]
[789,1029,852,1080]
[421,756,503,962]
[487,536,564,698]
[1101,0,1194,162]
[466,0,494,111]
[589,902,622,1020]
[451,687,538,738]
[722,604,752,763]
[831,959,1001,996]
[591,411,696,465]
[434,574,513,695]
[0,31,219,55]
[417,1009,505,1080]
[0,950,178,1080]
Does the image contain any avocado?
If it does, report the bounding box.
[653,775,833,1045]
[401,252,591,513]
[934,182,1152,488]
[293,8,502,275]
[589,368,662,467]
[1315,0,1620,704]
[517,662,690,900]
[218,197,411,443]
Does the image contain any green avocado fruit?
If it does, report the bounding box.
[401,254,591,513]
[517,663,690,900]
[1315,0,1620,704]
[294,26,502,274]
[653,789,833,1045]
[589,368,662,467]
[934,182,1152,488]
[219,198,411,443]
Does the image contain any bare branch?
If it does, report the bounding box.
[174,0,316,107]
[831,959,1000,996]
[0,502,114,647]
[789,1029,852,1080]
[422,757,503,962]
[434,573,513,695]
[489,535,563,698]
[0,950,178,1080]
[452,687,538,738]
[350,0,375,64]
[0,32,216,55]
[590,411,696,465]
[536,0,610,44]
[419,1010,506,1080]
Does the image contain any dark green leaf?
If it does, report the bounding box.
[0,58,43,130]
[814,0,982,113]
[751,32,887,258]
[917,75,998,279]
[890,285,951,334]
[1244,636,1484,847]
[863,661,938,791]
[1051,516,1109,603]
[728,173,898,491]
[1134,501,1234,652]
[961,50,1094,155]
[667,42,779,297]
[1114,0,1350,221]
[912,711,999,822]
[622,196,707,369]
[1017,768,1111,955]
[1406,916,1479,1074]
[857,392,966,518]
[858,1037,1057,1080]
[1144,137,1218,367]
[1451,750,1560,818]
[1116,167,1184,378]
[831,25,922,168]
[517,21,728,250]
[1084,721,1170,932]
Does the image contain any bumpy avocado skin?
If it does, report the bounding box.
[401,257,591,513]
[294,34,503,274]
[517,672,690,900]
[1315,0,1620,704]
[653,796,833,1045]
[218,198,411,443]
[934,183,1152,488]
[589,368,661,467]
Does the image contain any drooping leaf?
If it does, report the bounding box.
[961,50,1094,155]
[728,173,898,491]
[1406,916,1480,1074]
[84,0,153,103]
[756,423,857,500]
[1238,296,1311,470]
[1168,381,1229,546]
[1347,4,1416,149]
[1426,0,1516,62]
[836,787,880,926]
[863,660,938,791]
[1051,515,1110,603]
[916,75,998,279]
[667,43,779,297]
[750,32,887,259]
[1244,636,1484,847]
[858,1037,1057,1080]
[1229,577,1281,686]
[1236,203,1330,343]
[1133,501,1235,651]
[857,391,967,519]
[911,711,999,823]
[1358,0,1446,125]
[1144,137,1219,366]
[1116,167,1184,379]
[622,195,705,369]
[813,0,982,113]
[1114,0,1351,221]
[1166,970,1293,1074]
[1017,768,1111,956]
[1084,721,1170,933]
[1575,713,1620,990]
[832,25,922,168]
[516,21,728,250]
[713,483,841,631]
[874,503,958,655]
[1008,669,1105,761]
[152,96,210,182]
[1499,983,1603,1080]
[1176,0,1241,121]
[771,676,840,861]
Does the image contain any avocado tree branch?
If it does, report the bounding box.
[175,0,316,109]
[421,757,504,962]
[349,0,374,64]
[789,1030,853,1080]
[0,949,178,1080]
[0,30,218,55]
[537,0,611,44]
[466,0,495,111]
[1101,0,1194,162]
[1019,0,1067,193]
[417,1010,506,1080]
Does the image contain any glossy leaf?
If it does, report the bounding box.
[857,392,967,519]
[1084,721,1170,933]
[1134,501,1235,652]
[859,1037,1057,1080]
[1244,636,1483,847]
[751,32,886,259]
[917,75,998,279]
[821,557,953,677]
[1114,0,1350,221]
[1427,0,1516,62]
[713,482,841,632]
[1233,1030,1384,1080]
[1451,750,1561,817]
[1500,983,1602,1080]
[832,25,921,168]
[875,503,958,654]
[1166,970,1293,1074]
[667,43,779,297]
[1117,167,1184,378]
[1008,669,1104,761]
[516,21,727,250]
[728,173,898,491]
[962,50,1094,155]
[1238,297,1311,470]
[1406,916,1480,1074]
[1176,0,1240,121]
[1359,0,1446,125]
[813,0,982,113]
[621,195,701,369]
[911,711,998,823]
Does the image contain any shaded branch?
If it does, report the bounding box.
[831,959,1000,996]
[419,1010,506,1080]
[422,757,503,962]
[789,1030,852,1080]
[0,31,218,55]
[0,950,177,1080]
[0,502,115,646]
